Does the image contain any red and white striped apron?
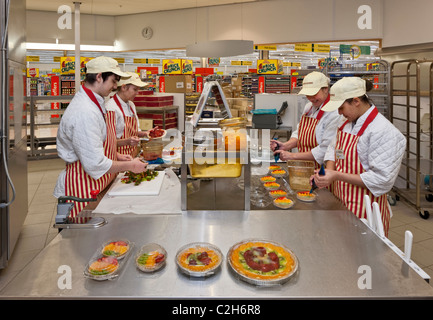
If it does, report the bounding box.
[297,95,330,169]
[64,86,117,223]
[113,94,139,156]
[333,107,391,236]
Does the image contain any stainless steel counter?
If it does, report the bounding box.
[1,197,433,299]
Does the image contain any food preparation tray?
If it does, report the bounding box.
[107,171,165,196]
[175,242,223,277]
[227,238,298,286]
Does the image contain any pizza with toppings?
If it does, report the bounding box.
[176,243,222,276]
[228,240,297,283]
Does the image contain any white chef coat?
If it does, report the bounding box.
[54,86,113,197]
[324,105,406,197]
[291,101,341,164]
[105,94,141,138]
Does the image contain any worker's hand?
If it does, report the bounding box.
[117,153,133,161]
[270,139,284,151]
[127,136,140,146]
[274,149,293,161]
[313,169,336,188]
[128,158,148,173]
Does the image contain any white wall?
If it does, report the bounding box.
[114,0,383,51]
[27,10,115,45]
[382,0,433,48]
[26,0,433,51]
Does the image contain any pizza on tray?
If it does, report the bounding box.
[176,243,222,275]
[228,240,297,282]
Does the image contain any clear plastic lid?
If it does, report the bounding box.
[175,242,223,278]
[84,239,133,281]
[135,243,167,273]
[101,239,131,259]
[227,239,299,287]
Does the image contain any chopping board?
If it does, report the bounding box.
[107,171,166,196]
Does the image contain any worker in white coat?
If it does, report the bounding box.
[312,77,406,236]
[54,56,148,223]
[271,71,340,168]
[106,72,151,157]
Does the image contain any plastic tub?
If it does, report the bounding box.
[141,141,163,161]
[287,160,315,191]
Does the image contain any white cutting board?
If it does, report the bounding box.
[107,171,166,196]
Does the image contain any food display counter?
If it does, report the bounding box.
[1,188,433,299]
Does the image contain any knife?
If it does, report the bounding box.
[310,164,325,194]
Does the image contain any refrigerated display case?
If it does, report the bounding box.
[27,95,72,159]
[0,0,28,269]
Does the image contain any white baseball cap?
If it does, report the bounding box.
[86,56,130,77]
[321,77,366,112]
[118,72,151,88]
[298,71,330,96]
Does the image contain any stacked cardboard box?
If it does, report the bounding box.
[226,98,250,118]
[134,93,177,130]
[138,112,178,129]
[133,95,174,107]
[161,75,194,93]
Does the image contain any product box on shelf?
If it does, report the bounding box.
[161,75,193,93]
[257,59,284,75]
[133,94,174,107]
[139,119,153,131]
[162,59,193,75]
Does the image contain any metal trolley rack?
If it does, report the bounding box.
[324,59,391,118]
[390,59,433,219]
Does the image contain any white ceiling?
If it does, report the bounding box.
[26,0,261,16]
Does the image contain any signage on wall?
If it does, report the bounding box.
[254,45,277,51]
[134,58,161,64]
[294,43,330,53]
[26,56,40,62]
[113,58,125,64]
[51,75,60,118]
[27,68,39,77]
[339,44,370,56]
[208,58,220,66]
[231,61,253,66]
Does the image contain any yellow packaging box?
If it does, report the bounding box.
[257,59,283,74]
[162,59,193,74]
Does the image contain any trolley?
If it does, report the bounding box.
[390,59,433,219]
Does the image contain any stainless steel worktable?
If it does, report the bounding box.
[1,192,433,299]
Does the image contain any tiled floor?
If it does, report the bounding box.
[0,158,432,293]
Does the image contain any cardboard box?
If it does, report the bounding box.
[257,59,283,74]
[162,59,193,74]
[139,119,153,131]
[163,75,193,93]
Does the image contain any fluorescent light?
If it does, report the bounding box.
[26,42,115,52]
